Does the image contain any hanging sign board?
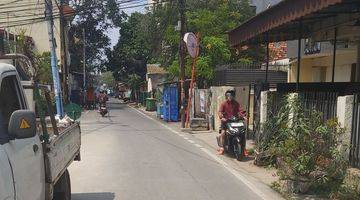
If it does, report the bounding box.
[183,33,199,58]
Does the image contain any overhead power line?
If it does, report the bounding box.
[0,0,170,28]
[0,0,23,7]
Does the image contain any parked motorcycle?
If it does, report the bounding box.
[217,116,246,161]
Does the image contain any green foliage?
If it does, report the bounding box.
[196,56,214,80]
[186,1,246,37]
[15,29,36,61]
[202,36,231,65]
[33,52,52,84]
[69,0,121,72]
[107,0,258,86]
[127,74,142,91]
[237,58,253,66]
[12,30,52,84]
[167,59,180,78]
[106,12,152,81]
[100,71,116,87]
[258,94,348,196]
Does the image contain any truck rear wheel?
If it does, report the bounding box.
[53,169,71,200]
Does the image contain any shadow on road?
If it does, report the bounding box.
[72,192,115,200]
[107,102,126,110]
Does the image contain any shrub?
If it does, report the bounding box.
[258,94,348,195]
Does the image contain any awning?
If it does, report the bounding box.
[229,0,360,47]
[61,5,76,19]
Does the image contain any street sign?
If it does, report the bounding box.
[183,33,199,58]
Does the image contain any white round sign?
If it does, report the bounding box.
[183,32,199,58]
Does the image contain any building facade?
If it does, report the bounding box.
[0,0,73,70]
[287,37,359,83]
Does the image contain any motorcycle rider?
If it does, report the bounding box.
[98,90,108,107]
[217,89,246,155]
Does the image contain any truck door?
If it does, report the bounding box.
[0,146,14,200]
[0,73,45,200]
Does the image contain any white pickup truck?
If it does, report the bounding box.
[0,62,81,200]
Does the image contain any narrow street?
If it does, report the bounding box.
[69,99,271,200]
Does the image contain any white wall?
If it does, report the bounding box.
[5,0,62,60]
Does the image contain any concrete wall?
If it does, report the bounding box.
[289,50,357,83]
[209,86,250,132]
[193,88,210,118]
[210,86,233,132]
[9,21,61,58]
[337,95,354,156]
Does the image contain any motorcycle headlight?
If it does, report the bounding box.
[228,127,239,133]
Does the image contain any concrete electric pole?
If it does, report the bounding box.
[45,0,64,117]
[59,0,69,103]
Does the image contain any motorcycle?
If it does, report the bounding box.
[99,102,108,117]
[217,116,246,161]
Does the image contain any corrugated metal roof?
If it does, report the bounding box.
[229,0,346,46]
[214,69,287,87]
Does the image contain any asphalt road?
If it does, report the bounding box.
[69,100,275,200]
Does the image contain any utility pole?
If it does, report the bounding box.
[59,0,69,103]
[179,0,186,128]
[45,0,64,117]
[83,28,86,105]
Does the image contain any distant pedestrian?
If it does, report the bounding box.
[86,87,95,110]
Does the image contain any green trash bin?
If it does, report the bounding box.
[146,98,156,111]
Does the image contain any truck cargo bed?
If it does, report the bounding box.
[44,122,81,184]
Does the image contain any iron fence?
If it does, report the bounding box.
[299,92,338,121]
[265,91,338,121]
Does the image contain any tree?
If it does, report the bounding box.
[106,1,180,81]
[68,0,123,73]
[106,12,152,81]
[107,0,260,87]
[100,71,116,88]
[164,0,256,85]
[126,74,142,101]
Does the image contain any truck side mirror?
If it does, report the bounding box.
[8,110,36,139]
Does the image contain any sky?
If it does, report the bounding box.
[107,6,146,48]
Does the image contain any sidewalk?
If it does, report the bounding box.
[134,105,279,187]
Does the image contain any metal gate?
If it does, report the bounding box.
[350,94,360,168]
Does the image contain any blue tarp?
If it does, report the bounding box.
[162,84,178,122]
